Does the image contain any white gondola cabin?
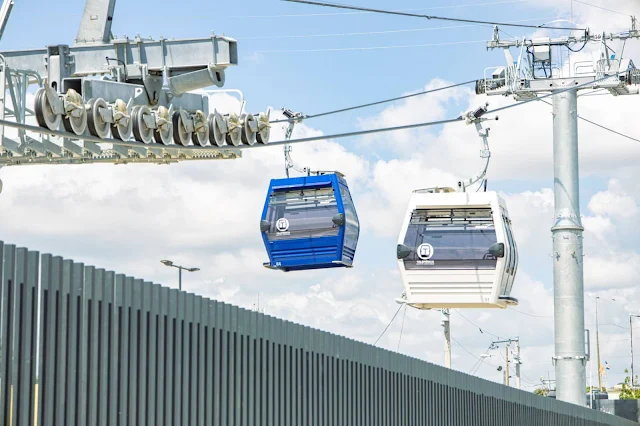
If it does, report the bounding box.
[396,187,518,309]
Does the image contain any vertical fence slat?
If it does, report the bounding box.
[157,286,169,426]
[148,284,160,426]
[86,266,99,426]
[137,281,150,426]
[118,275,131,426]
[102,271,114,426]
[37,253,54,426]
[0,242,7,426]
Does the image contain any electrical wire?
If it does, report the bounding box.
[511,308,553,318]
[453,309,501,339]
[572,0,632,17]
[451,335,485,361]
[233,0,529,18]
[469,343,496,374]
[270,79,476,123]
[255,39,486,53]
[566,39,588,52]
[397,305,407,351]
[282,0,586,31]
[373,304,403,346]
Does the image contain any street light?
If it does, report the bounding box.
[160,259,200,291]
[631,314,640,388]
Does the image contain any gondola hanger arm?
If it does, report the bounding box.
[281,108,311,177]
[458,103,498,192]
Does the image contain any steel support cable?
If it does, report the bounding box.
[539,98,640,143]
[233,0,529,19]
[256,39,486,53]
[373,303,404,346]
[240,15,565,40]
[282,0,586,31]
[270,79,476,124]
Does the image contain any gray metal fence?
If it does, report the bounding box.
[0,240,637,426]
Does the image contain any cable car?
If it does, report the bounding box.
[260,172,359,272]
[396,187,518,309]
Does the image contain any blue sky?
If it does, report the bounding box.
[2,0,640,392]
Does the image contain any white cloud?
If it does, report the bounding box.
[588,179,639,218]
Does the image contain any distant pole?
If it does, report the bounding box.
[631,315,640,387]
[552,88,587,404]
[596,297,602,390]
[442,309,451,368]
[515,339,521,389]
[179,267,182,292]
[505,344,510,387]
[631,315,634,387]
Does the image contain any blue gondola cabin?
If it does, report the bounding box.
[260,172,360,272]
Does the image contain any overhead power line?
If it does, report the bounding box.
[454,309,502,339]
[373,304,403,346]
[233,0,529,18]
[282,0,585,31]
[271,80,476,123]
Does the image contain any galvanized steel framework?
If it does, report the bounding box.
[0,240,637,426]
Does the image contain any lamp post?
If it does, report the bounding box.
[161,260,200,291]
[631,314,640,388]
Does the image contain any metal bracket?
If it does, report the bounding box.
[551,355,588,366]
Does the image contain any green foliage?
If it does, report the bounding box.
[534,387,549,396]
[619,369,640,400]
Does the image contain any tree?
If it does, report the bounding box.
[619,369,640,400]
[534,387,549,396]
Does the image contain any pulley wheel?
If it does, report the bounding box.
[240,113,257,146]
[191,111,209,146]
[192,129,208,146]
[172,111,191,146]
[62,108,88,135]
[209,112,226,147]
[111,105,133,141]
[132,105,153,144]
[87,98,110,139]
[256,111,271,144]
[154,106,173,145]
[225,114,242,147]
[34,87,61,131]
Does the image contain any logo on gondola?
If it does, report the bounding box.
[276,218,290,234]
[417,243,434,260]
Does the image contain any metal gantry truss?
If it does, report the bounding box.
[0,0,279,171]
